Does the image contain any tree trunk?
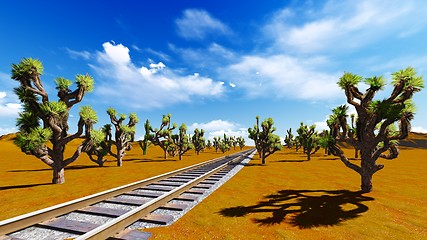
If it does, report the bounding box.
[163,149,168,159]
[261,151,266,164]
[360,169,373,193]
[117,148,124,166]
[52,164,65,184]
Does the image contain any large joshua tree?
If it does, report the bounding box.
[248,116,283,164]
[329,67,424,192]
[106,108,138,166]
[151,114,176,159]
[12,58,95,184]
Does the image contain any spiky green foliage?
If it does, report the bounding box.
[79,106,98,123]
[14,127,52,153]
[329,67,424,192]
[55,77,72,91]
[365,76,386,91]
[11,58,44,80]
[248,116,283,164]
[40,101,67,116]
[337,72,363,90]
[75,74,94,92]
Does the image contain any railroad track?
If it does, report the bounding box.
[0,148,256,240]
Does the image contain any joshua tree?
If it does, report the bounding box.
[237,136,245,150]
[192,128,206,155]
[328,68,424,192]
[218,134,230,153]
[248,116,283,164]
[172,124,193,160]
[151,114,176,159]
[83,124,112,167]
[106,108,138,166]
[206,140,212,149]
[12,58,95,184]
[296,122,320,160]
[213,136,220,152]
[138,119,153,155]
[284,128,295,148]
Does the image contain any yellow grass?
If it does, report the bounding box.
[0,133,426,240]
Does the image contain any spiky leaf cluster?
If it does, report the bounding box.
[75,74,94,92]
[11,58,44,80]
[14,127,52,153]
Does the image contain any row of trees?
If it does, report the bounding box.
[249,67,424,193]
[11,58,246,184]
[11,58,424,193]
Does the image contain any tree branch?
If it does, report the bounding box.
[329,144,361,174]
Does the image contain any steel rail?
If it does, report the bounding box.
[78,150,254,239]
[0,149,254,236]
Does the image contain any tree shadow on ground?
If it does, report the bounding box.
[242,163,267,167]
[218,189,373,228]
[0,183,51,190]
[8,164,114,173]
[274,159,309,163]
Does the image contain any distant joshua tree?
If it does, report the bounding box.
[138,119,153,155]
[84,124,112,167]
[236,136,245,150]
[106,108,138,166]
[192,128,206,155]
[12,58,95,184]
[329,68,424,192]
[248,116,282,164]
[284,128,295,148]
[296,122,320,161]
[219,134,230,153]
[206,139,212,149]
[172,124,193,160]
[151,114,176,159]
[213,136,220,152]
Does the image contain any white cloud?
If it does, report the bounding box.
[91,42,225,109]
[0,103,22,117]
[66,48,91,60]
[175,9,231,40]
[264,0,427,54]
[189,119,235,132]
[222,54,341,100]
[411,126,427,133]
[229,83,236,88]
[0,92,6,99]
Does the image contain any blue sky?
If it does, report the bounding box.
[1,0,427,144]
